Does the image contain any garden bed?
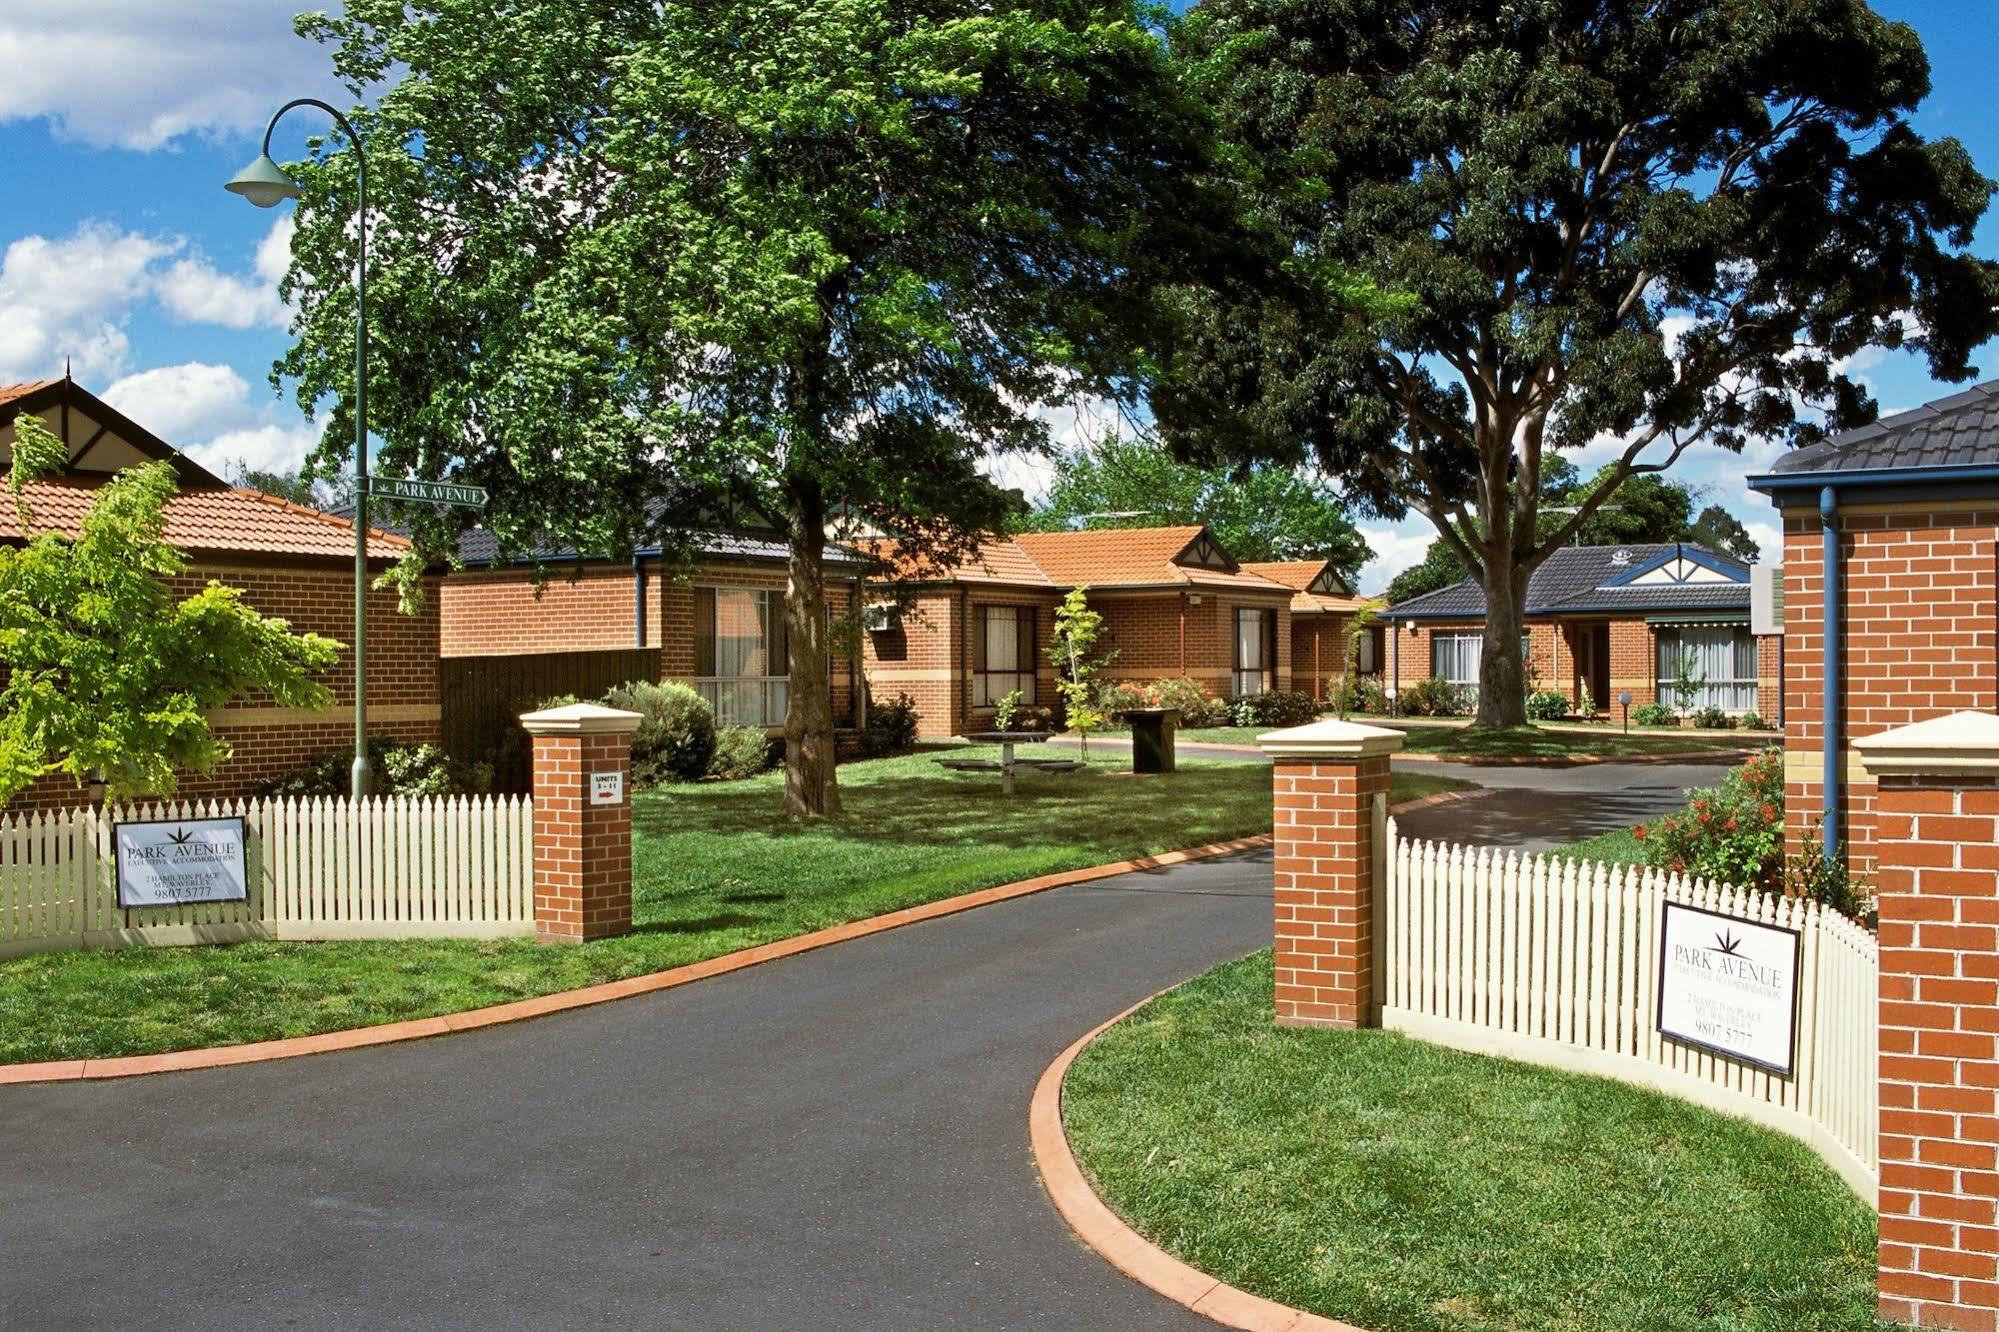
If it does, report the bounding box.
[1063,952,1879,1332]
[0,751,1466,1065]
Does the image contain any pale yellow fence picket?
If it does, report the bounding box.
[1376,823,1878,1203]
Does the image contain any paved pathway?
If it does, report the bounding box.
[1394,758,1738,852]
[0,761,1719,1329]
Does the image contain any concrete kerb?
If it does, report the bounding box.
[1030,986,1372,1332]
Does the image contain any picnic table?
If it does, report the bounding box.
[938,730,1084,795]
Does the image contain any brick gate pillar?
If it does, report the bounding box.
[520,702,644,943]
[1856,712,1999,1331]
[1257,719,1405,1029]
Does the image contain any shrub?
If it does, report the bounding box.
[1525,690,1570,721]
[257,735,493,797]
[1690,705,1731,730]
[1736,711,1770,731]
[1630,701,1677,728]
[1575,685,1599,721]
[1335,674,1388,716]
[1634,752,1785,892]
[1786,821,1872,921]
[1099,677,1229,727]
[861,692,920,756]
[1398,676,1466,717]
[1228,690,1318,728]
[707,725,773,780]
[602,679,715,783]
[994,690,1025,731]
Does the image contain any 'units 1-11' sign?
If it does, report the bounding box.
[114,817,249,909]
[1656,900,1801,1075]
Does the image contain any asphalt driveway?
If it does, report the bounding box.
[1394,758,1737,852]
[2,854,1272,1331]
[0,758,1720,1329]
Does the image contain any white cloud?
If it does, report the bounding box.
[99,358,319,479]
[189,422,320,476]
[1355,522,1436,595]
[0,2,341,150]
[102,363,255,439]
[0,219,292,383]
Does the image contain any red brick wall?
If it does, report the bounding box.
[861,590,965,740]
[443,559,861,729]
[529,728,634,942]
[1874,774,1999,1330]
[10,561,443,810]
[1272,751,1391,1028]
[1781,502,1999,872]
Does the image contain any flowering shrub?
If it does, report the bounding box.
[1229,690,1318,728]
[1398,676,1466,717]
[1634,751,1785,890]
[1335,674,1388,716]
[1525,690,1570,721]
[1098,677,1229,727]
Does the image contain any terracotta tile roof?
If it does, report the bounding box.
[1239,560,1369,616]
[0,476,409,562]
[881,525,1294,595]
[0,380,61,408]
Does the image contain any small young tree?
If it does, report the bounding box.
[1669,648,1708,716]
[0,416,343,803]
[1338,600,1385,721]
[1051,586,1114,759]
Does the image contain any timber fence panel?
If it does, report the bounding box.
[0,793,536,959]
[1378,824,1879,1202]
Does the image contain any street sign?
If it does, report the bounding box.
[365,475,489,508]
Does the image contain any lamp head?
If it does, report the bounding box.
[224,153,301,208]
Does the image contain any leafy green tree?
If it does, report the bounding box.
[1019,434,1369,583]
[1689,504,1761,562]
[1383,540,1469,605]
[0,416,342,802]
[280,0,1209,816]
[1158,0,1999,727]
[1051,586,1114,758]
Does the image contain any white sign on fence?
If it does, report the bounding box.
[1657,900,1801,1075]
[114,816,249,909]
[590,771,624,806]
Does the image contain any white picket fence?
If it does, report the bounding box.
[0,795,536,958]
[1377,810,1879,1202]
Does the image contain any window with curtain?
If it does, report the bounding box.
[1234,608,1276,695]
[1429,631,1482,692]
[1354,627,1378,675]
[693,588,789,727]
[1655,625,1758,713]
[972,605,1036,706]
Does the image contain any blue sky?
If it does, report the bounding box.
[0,1,1993,590]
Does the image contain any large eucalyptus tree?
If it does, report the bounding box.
[1156,0,1999,726]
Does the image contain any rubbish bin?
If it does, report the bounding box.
[1124,707,1179,774]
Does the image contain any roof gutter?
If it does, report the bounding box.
[1820,485,1842,858]
[1748,463,1999,494]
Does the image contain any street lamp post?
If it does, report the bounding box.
[227,99,372,800]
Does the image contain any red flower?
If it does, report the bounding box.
[1723,818,1738,832]
[1633,824,1647,840]
[1759,803,1777,822]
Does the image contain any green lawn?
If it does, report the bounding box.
[0,750,1464,1065]
[1547,823,1650,866]
[1065,952,1878,1332]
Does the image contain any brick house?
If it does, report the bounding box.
[1747,381,1999,873]
[437,524,869,734]
[1239,560,1383,702]
[863,525,1299,740]
[1383,542,1782,723]
[0,377,439,808]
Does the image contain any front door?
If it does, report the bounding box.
[1574,623,1611,710]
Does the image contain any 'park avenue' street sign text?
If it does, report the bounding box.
[365,476,489,509]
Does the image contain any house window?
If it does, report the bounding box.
[1429,631,1531,697]
[1354,628,1377,675]
[1656,625,1758,714]
[694,587,789,727]
[1234,608,1276,695]
[973,605,1036,706]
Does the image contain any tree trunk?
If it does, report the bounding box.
[782,478,842,819]
[1473,552,1532,728]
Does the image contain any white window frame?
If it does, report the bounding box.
[1655,625,1758,715]
[972,605,1036,707]
[1234,607,1275,696]
[694,587,789,728]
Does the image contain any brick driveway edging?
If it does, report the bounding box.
[1030,990,1373,1332]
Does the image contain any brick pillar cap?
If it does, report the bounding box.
[1855,710,1999,777]
[519,702,644,736]
[1258,718,1406,760]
